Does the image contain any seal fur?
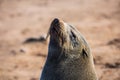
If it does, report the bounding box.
[40,18,98,80]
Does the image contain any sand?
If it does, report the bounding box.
[0,0,120,80]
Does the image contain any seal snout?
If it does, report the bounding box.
[51,18,60,28]
[52,18,59,24]
[50,18,63,35]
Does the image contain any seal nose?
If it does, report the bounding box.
[52,18,59,24]
[50,18,61,35]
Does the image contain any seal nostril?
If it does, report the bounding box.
[53,18,59,24]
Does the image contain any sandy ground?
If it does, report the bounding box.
[0,0,120,80]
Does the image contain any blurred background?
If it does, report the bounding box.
[0,0,120,80]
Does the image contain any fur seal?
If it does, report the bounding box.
[40,18,98,80]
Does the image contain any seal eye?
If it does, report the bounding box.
[70,31,78,47]
[71,30,76,39]
[82,49,88,59]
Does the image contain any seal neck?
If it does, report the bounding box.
[47,37,65,63]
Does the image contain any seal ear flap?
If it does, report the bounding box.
[82,49,88,59]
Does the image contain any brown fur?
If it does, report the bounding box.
[40,18,98,80]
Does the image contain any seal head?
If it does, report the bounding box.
[40,18,98,80]
[48,18,90,61]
